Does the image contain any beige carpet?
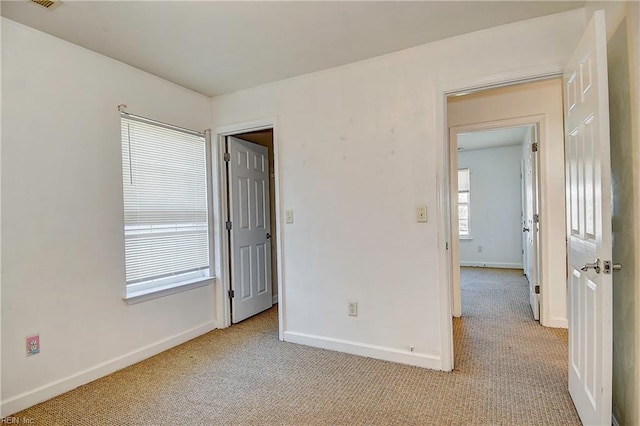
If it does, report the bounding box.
[11,267,580,425]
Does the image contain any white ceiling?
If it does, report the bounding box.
[457,126,530,151]
[1,1,584,97]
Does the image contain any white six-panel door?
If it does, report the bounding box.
[228,137,273,323]
[564,10,613,425]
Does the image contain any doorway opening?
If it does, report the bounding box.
[444,78,568,371]
[212,120,284,339]
[451,122,541,320]
[226,130,277,323]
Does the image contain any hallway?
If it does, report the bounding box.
[454,267,580,424]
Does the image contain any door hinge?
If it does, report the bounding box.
[226,221,232,230]
[522,249,524,255]
[224,152,231,162]
[532,142,538,152]
[534,285,540,294]
[446,242,449,250]
[533,214,540,223]
[228,289,235,299]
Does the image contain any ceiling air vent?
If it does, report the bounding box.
[30,0,63,10]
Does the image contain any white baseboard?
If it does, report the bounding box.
[542,316,568,329]
[1,321,216,417]
[284,331,441,370]
[460,261,523,269]
[272,294,278,305]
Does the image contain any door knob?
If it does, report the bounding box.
[266,233,272,239]
[581,259,601,273]
[523,227,530,232]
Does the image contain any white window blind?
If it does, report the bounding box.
[458,168,471,237]
[121,115,210,295]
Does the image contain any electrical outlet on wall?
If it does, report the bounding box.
[416,206,428,222]
[477,246,483,253]
[285,210,294,224]
[26,335,40,356]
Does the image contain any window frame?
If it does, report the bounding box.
[458,168,471,239]
[120,112,213,304]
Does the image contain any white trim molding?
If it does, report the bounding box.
[543,317,569,329]
[284,331,442,370]
[0,321,216,417]
[459,262,524,269]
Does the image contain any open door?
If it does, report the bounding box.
[522,125,540,320]
[227,136,273,323]
[564,10,613,425]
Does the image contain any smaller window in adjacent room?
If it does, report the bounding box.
[120,113,210,299]
[458,168,471,237]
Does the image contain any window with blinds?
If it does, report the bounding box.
[121,114,210,296]
[458,168,471,237]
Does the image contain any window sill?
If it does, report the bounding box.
[124,277,214,305]
[459,236,474,240]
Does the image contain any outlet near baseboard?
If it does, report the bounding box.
[26,335,40,356]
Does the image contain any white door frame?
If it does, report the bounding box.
[435,64,563,371]
[212,118,285,340]
[449,116,544,320]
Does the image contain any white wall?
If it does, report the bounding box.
[0,14,4,412]
[631,5,640,425]
[1,19,215,416]
[458,145,523,268]
[447,79,567,328]
[210,11,584,366]
[633,5,640,425]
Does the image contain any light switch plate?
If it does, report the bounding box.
[417,206,428,222]
[348,301,358,317]
[285,210,294,224]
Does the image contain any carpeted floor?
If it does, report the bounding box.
[12,267,580,425]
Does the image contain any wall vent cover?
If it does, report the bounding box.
[30,0,62,10]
